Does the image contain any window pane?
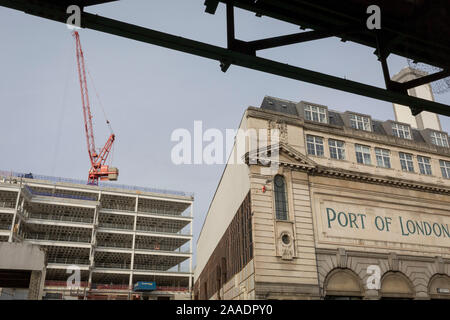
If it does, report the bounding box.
[307,135,324,156]
[440,160,450,179]
[392,123,411,140]
[375,148,391,168]
[329,139,345,160]
[399,152,414,172]
[355,144,371,164]
[274,175,288,220]
[350,114,371,131]
[431,132,449,147]
[305,105,327,123]
[417,156,432,175]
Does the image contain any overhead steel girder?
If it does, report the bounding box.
[1,0,450,116]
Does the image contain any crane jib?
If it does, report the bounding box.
[73,31,118,185]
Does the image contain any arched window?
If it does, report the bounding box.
[274,175,288,220]
[380,272,414,299]
[324,268,363,300]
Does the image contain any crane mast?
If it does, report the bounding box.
[73,31,118,185]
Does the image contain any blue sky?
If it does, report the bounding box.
[1,0,449,267]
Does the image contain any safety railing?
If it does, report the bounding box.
[0,224,11,230]
[29,213,93,224]
[25,233,91,243]
[156,286,189,292]
[96,242,132,249]
[137,208,191,218]
[94,262,131,269]
[92,284,130,290]
[134,243,188,253]
[47,258,90,265]
[0,201,16,209]
[135,225,189,235]
[44,281,188,292]
[133,264,189,273]
[45,280,89,288]
[24,185,97,202]
[98,222,133,230]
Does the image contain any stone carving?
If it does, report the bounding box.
[279,232,294,260]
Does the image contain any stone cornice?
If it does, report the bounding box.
[245,143,450,195]
[315,247,450,264]
[313,165,450,194]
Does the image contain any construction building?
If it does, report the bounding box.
[194,68,450,300]
[0,172,194,300]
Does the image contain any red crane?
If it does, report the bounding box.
[73,31,118,185]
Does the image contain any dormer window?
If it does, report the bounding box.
[392,123,411,140]
[349,114,371,131]
[430,131,449,147]
[304,105,327,123]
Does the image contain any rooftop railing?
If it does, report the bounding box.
[1,170,193,198]
[24,185,97,202]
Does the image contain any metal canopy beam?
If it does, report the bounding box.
[247,30,333,51]
[1,0,450,116]
[399,70,450,91]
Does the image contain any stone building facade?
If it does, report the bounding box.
[194,73,450,299]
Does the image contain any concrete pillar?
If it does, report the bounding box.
[88,191,101,293]
[189,202,193,292]
[27,270,42,300]
[9,183,22,242]
[129,196,138,294]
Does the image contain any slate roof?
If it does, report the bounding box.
[260,96,446,146]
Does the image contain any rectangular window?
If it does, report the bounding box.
[304,105,327,123]
[375,148,391,168]
[306,135,324,156]
[355,144,371,165]
[349,114,371,131]
[392,123,411,140]
[417,156,432,175]
[431,132,449,147]
[440,160,450,179]
[329,139,345,160]
[399,152,414,172]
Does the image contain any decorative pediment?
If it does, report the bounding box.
[244,142,316,171]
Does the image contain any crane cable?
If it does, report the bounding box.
[85,62,114,134]
[83,50,115,164]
